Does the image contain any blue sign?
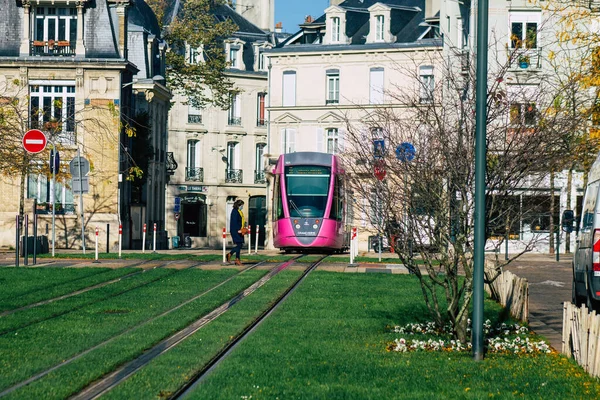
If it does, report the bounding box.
[373,139,385,159]
[49,149,60,174]
[174,197,181,205]
[396,142,416,162]
[174,204,181,213]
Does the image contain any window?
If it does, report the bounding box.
[331,17,340,43]
[27,172,74,214]
[510,103,537,126]
[188,46,201,64]
[257,49,266,71]
[186,140,202,181]
[326,70,339,104]
[33,7,77,55]
[281,128,296,153]
[282,71,296,107]
[326,128,339,154]
[257,92,266,126]
[228,93,241,125]
[255,143,266,183]
[376,15,384,41]
[369,68,384,104]
[30,83,76,145]
[225,142,242,183]
[187,103,202,124]
[509,12,540,49]
[229,47,239,68]
[419,66,434,103]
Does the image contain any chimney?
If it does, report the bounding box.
[425,0,440,19]
[275,22,282,33]
[330,0,344,6]
[305,15,313,24]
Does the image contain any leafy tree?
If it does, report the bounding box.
[146,0,238,108]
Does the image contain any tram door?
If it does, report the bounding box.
[248,196,266,247]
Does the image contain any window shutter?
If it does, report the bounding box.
[289,128,297,153]
[234,142,241,171]
[370,68,384,104]
[235,94,241,118]
[338,128,345,152]
[280,128,287,154]
[195,141,201,167]
[283,72,296,107]
[316,128,324,152]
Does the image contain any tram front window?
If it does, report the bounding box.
[285,166,331,218]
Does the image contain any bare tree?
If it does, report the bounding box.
[340,44,585,342]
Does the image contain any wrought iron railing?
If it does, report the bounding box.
[508,47,542,70]
[228,117,242,126]
[31,40,76,56]
[166,152,178,175]
[326,99,339,105]
[35,202,75,215]
[185,167,204,182]
[188,114,202,124]
[225,169,243,183]
[254,170,266,184]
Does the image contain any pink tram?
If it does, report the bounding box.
[272,152,348,253]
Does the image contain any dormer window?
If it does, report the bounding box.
[253,42,273,71]
[229,46,239,68]
[188,45,203,64]
[331,17,340,43]
[32,6,77,56]
[376,15,384,41]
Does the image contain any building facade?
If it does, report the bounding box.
[165,3,275,248]
[0,0,169,251]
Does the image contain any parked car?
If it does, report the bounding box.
[571,153,600,311]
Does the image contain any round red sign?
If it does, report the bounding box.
[22,129,47,154]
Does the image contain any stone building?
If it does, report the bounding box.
[0,0,169,251]
[165,2,275,249]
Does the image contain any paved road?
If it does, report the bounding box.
[500,254,572,352]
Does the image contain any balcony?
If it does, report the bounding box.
[228,117,242,126]
[254,170,266,184]
[31,40,76,57]
[185,167,204,182]
[508,48,542,71]
[30,120,76,146]
[35,202,75,215]
[326,99,339,105]
[188,114,202,124]
[225,169,243,183]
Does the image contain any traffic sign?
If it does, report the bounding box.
[374,160,386,181]
[70,156,90,177]
[23,129,47,153]
[174,213,180,221]
[49,149,60,173]
[72,176,89,193]
[396,142,416,162]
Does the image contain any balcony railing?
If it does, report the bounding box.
[185,167,204,182]
[225,169,243,183]
[254,170,266,184]
[326,99,339,105]
[166,152,178,175]
[31,40,76,57]
[228,117,242,126]
[188,114,202,124]
[35,202,75,215]
[30,120,76,146]
[508,47,542,71]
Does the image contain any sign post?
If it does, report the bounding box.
[255,224,259,254]
[222,227,227,263]
[142,223,147,253]
[93,227,99,263]
[22,129,47,153]
[118,224,122,259]
[153,223,157,253]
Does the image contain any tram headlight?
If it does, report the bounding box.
[313,224,318,229]
[295,224,301,229]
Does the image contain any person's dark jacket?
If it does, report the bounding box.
[230,209,244,244]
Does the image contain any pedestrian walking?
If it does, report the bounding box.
[227,199,247,265]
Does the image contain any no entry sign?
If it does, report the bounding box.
[23,129,47,153]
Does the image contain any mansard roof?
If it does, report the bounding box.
[280,0,437,48]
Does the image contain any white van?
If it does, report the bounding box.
[572,153,600,310]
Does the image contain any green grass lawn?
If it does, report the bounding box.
[4,268,598,399]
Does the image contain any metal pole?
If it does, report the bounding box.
[33,200,37,265]
[505,231,508,261]
[222,227,226,263]
[153,222,157,252]
[248,225,251,255]
[94,226,99,263]
[118,224,122,259]
[51,146,56,257]
[15,215,19,268]
[142,223,147,253]
[77,148,86,254]
[106,223,110,253]
[24,214,28,266]
[472,0,490,362]
[556,230,560,262]
[255,224,259,253]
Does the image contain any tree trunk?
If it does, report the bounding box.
[549,171,555,254]
[566,168,573,253]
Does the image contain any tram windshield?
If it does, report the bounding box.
[285,165,331,218]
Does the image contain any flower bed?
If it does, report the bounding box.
[388,319,552,354]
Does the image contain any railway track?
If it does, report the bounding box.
[0,260,266,398]
[66,255,326,400]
